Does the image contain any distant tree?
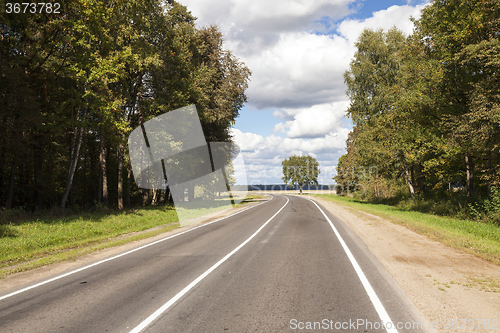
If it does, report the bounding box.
[334,129,358,195]
[282,155,320,194]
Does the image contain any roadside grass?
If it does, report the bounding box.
[0,205,179,278]
[311,194,500,265]
[236,193,267,205]
[0,193,266,279]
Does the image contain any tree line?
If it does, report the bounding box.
[336,0,499,211]
[0,0,250,210]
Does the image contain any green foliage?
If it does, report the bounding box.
[469,187,500,224]
[338,0,500,215]
[282,155,320,193]
[0,0,250,210]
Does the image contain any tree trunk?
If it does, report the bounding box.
[100,131,108,206]
[61,126,84,208]
[417,163,426,195]
[21,156,30,208]
[466,153,474,197]
[97,163,102,204]
[151,189,158,205]
[162,187,170,204]
[299,184,303,194]
[403,163,415,199]
[142,188,149,206]
[33,140,43,210]
[486,150,492,196]
[0,146,5,204]
[83,145,87,209]
[126,163,132,208]
[187,183,194,201]
[117,143,124,210]
[5,160,16,209]
[165,186,173,204]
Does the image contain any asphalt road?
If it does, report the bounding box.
[0,195,429,332]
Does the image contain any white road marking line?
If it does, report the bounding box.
[129,196,290,333]
[302,196,399,333]
[0,196,273,302]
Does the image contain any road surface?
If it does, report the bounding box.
[0,195,428,332]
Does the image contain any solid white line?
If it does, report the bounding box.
[0,196,273,302]
[129,196,290,333]
[301,196,398,333]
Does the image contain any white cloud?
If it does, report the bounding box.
[232,128,349,157]
[232,32,354,109]
[337,4,426,45]
[273,101,350,138]
[225,5,424,110]
[231,129,266,151]
[179,0,354,35]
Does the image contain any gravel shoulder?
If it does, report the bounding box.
[308,194,500,332]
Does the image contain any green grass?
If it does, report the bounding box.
[0,205,180,278]
[312,194,500,265]
[174,193,267,223]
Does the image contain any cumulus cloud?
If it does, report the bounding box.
[273,101,350,138]
[233,32,353,109]
[232,128,348,156]
[179,1,425,110]
[231,130,266,152]
[337,4,426,45]
[179,0,354,35]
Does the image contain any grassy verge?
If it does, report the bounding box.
[0,206,179,279]
[0,193,266,279]
[311,194,500,265]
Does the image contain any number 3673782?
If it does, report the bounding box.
[6,3,61,14]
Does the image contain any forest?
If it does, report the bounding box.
[336,0,500,223]
[0,0,251,210]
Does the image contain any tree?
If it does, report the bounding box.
[0,0,250,210]
[339,0,500,204]
[343,28,417,197]
[281,155,320,194]
[413,0,500,197]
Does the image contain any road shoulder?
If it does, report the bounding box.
[309,195,500,332]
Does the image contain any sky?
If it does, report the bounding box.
[177,0,430,185]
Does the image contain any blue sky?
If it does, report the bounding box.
[178,0,429,185]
